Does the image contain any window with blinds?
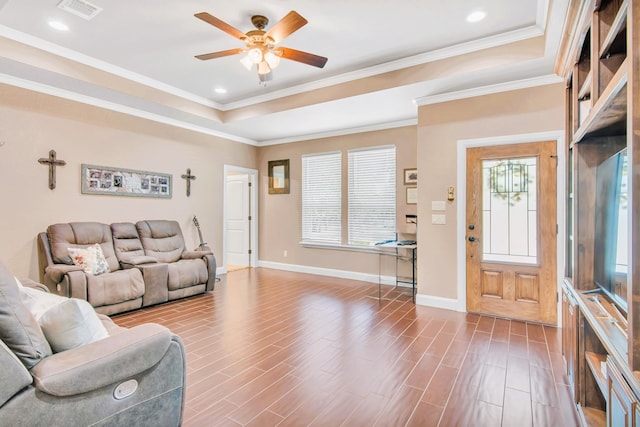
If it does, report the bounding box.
[348,146,396,246]
[301,151,342,244]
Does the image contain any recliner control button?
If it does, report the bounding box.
[114,379,138,400]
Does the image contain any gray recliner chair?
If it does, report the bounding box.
[0,263,186,426]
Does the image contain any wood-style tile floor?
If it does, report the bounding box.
[113,268,581,427]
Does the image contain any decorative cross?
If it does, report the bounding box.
[38,149,66,190]
[181,168,196,197]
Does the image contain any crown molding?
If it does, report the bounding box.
[0,25,223,109]
[414,74,562,107]
[0,20,544,113]
[222,25,544,111]
[0,73,257,145]
[258,118,417,146]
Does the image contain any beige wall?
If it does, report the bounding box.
[0,84,257,279]
[257,126,417,276]
[0,80,564,299]
[417,83,565,302]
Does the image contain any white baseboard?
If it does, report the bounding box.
[216,266,226,275]
[257,260,414,287]
[415,294,465,312]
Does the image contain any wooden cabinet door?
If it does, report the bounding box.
[607,359,636,427]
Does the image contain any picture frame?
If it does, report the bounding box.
[81,164,172,198]
[406,187,417,205]
[268,159,290,194]
[404,168,418,185]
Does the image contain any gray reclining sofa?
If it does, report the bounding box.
[37,219,216,315]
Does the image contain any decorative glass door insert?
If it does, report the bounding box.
[482,157,537,264]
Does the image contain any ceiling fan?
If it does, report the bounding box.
[194,10,328,83]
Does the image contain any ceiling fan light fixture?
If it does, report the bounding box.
[257,61,271,75]
[247,48,263,64]
[195,10,328,86]
[240,55,253,70]
[264,51,280,69]
[258,71,273,85]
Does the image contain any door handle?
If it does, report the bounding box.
[468,236,478,242]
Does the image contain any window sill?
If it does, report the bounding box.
[299,241,383,255]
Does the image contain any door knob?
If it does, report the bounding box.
[468,224,475,230]
[468,236,478,242]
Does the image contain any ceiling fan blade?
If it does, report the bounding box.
[279,47,328,68]
[194,12,246,40]
[265,11,308,44]
[195,48,245,61]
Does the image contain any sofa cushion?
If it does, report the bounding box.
[40,298,109,353]
[68,244,110,276]
[136,220,185,263]
[0,261,52,369]
[47,222,119,272]
[86,268,144,308]
[167,259,209,291]
[111,222,146,261]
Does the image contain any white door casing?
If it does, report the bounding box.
[223,165,258,272]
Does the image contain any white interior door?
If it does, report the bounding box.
[225,174,250,267]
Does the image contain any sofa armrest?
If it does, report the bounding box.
[181,250,212,259]
[138,263,169,306]
[43,264,84,284]
[19,278,49,293]
[43,267,87,300]
[30,323,172,397]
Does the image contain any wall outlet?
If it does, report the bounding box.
[283,250,288,257]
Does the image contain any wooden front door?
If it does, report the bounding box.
[466,141,557,324]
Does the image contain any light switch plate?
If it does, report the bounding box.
[431,201,446,211]
[432,214,446,225]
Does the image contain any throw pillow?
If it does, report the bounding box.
[18,285,70,320]
[68,244,109,276]
[0,261,52,368]
[39,298,109,353]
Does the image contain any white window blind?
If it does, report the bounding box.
[348,146,396,246]
[302,151,342,244]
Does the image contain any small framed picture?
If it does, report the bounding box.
[268,159,290,194]
[406,187,417,205]
[404,168,417,185]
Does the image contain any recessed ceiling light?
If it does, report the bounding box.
[48,20,69,31]
[214,87,227,94]
[466,10,487,23]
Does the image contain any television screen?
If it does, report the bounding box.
[593,148,628,311]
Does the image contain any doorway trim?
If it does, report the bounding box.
[456,130,565,323]
[223,165,259,273]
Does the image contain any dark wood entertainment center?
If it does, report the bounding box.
[556,0,638,425]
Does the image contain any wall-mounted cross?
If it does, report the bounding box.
[38,149,66,190]
[181,168,196,197]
